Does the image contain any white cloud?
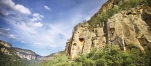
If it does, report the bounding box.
[14,4,31,15]
[33,13,44,18]
[30,32,36,35]
[28,13,44,28]
[49,45,57,48]
[20,41,26,43]
[0,10,9,17]
[34,43,41,45]
[9,34,16,39]
[0,28,10,32]
[31,13,44,21]
[44,6,51,11]
[5,28,10,31]
[0,0,31,15]
[0,28,10,35]
[33,22,43,28]
[0,0,15,9]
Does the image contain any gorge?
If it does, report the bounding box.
[0,0,151,66]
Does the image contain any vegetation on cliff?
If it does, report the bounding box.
[88,0,151,30]
[73,45,151,66]
[0,41,44,66]
[0,44,26,66]
[43,45,151,66]
[43,54,71,66]
[22,59,45,66]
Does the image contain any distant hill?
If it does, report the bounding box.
[0,40,63,66]
[0,40,26,66]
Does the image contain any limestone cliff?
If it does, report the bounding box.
[0,40,15,55]
[65,0,151,59]
[14,47,41,60]
[15,47,62,60]
[0,40,39,60]
[0,40,12,48]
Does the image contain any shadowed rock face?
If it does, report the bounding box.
[0,40,12,48]
[0,40,14,55]
[106,7,151,51]
[65,0,151,59]
[65,23,106,59]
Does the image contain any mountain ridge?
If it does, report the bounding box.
[0,40,59,61]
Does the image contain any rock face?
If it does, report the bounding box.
[65,23,106,59]
[105,7,151,52]
[0,40,14,55]
[65,0,151,59]
[15,47,62,60]
[15,47,41,60]
[0,40,12,48]
[0,40,40,60]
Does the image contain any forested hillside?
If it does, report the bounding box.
[0,44,26,66]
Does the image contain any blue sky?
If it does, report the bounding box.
[0,0,107,56]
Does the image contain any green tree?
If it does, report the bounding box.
[43,54,71,66]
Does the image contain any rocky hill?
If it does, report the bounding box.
[0,40,15,55]
[0,40,26,66]
[15,47,62,60]
[0,40,57,61]
[65,0,151,59]
[14,47,42,60]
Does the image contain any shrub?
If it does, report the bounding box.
[43,54,71,66]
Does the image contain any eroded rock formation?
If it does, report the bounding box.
[65,0,151,59]
[0,40,12,48]
[0,40,13,55]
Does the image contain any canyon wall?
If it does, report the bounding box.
[65,0,151,59]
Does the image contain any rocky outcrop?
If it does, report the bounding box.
[65,0,151,59]
[105,6,151,51]
[65,23,106,59]
[0,40,14,55]
[0,40,12,48]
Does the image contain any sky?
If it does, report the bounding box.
[0,0,107,56]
